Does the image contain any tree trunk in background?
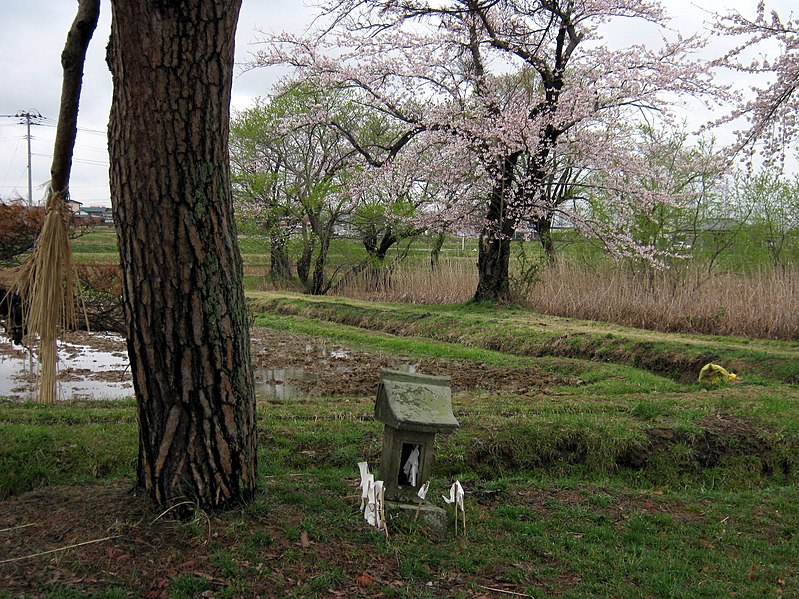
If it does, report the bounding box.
[474,159,518,303]
[474,227,514,302]
[269,230,292,281]
[534,217,556,265]
[107,0,257,510]
[309,227,333,295]
[429,230,446,270]
[297,223,314,288]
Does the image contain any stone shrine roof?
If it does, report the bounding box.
[374,368,459,434]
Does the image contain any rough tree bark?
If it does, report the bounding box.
[474,157,519,303]
[269,230,292,281]
[107,0,257,509]
[474,223,515,302]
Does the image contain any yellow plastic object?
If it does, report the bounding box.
[698,363,738,384]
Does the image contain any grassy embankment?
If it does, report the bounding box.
[4,285,799,596]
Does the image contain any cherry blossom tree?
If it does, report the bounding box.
[256,0,717,301]
[346,133,485,254]
[714,2,799,165]
[578,124,726,271]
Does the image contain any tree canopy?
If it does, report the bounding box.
[255,0,720,300]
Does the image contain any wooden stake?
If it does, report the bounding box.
[380,486,389,540]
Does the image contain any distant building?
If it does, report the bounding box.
[66,200,114,225]
[83,206,114,224]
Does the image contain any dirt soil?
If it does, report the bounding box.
[0,326,569,401]
[248,327,571,398]
[0,480,452,599]
[0,480,705,598]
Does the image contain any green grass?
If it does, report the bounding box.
[3,363,799,596]
[0,400,138,499]
[7,232,799,595]
[248,291,799,383]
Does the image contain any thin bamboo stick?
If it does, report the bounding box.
[0,535,120,565]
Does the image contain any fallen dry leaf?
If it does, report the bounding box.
[356,571,377,587]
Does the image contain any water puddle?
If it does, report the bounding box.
[254,366,318,401]
[0,327,422,402]
[0,332,133,401]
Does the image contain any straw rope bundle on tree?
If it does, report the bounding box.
[13,191,83,403]
[10,0,100,404]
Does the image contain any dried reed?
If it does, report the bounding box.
[332,255,799,340]
[525,261,799,340]
[11,190,84,403]
[333,257,476,304]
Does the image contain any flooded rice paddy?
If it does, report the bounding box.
[0,327,565,402]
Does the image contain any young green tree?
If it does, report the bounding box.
[232,88,358,295]
[231,100,296,282]
[733,168,799,271]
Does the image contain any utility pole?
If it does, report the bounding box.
[1,110,44,206]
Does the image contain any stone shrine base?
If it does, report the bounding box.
[385,501,449,531]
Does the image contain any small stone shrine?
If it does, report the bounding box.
[374,368,459,506]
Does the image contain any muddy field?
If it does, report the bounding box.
[248,328,570,399]
[1,327,570,401]
[0,331,131,400]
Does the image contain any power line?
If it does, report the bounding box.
[32,152,109,167]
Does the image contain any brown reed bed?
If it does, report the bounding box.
[333,257,799,341]
[332,257,476,304]
[526,262,799,341]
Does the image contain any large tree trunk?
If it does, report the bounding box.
[474,228,514,302]
[107,0,257,510]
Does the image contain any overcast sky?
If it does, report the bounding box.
[0,1,793,207]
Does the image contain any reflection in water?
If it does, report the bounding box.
[0,330,418,402]
[254,367,318,401]
[0,332,133,401]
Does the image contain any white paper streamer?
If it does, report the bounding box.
[417,480,430,501]
[357,461,371,512]
[443,480,466,535]
[402,445,420,487]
